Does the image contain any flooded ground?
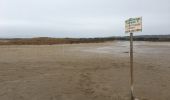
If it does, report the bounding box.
[0,41,170,100]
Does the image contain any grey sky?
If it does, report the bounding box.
[0,0,170,38]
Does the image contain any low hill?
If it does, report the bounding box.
[0,37,115,45]
[0,35,170,45]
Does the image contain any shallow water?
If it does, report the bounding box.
[82,41,170,56]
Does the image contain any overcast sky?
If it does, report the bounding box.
[0,0,170,38]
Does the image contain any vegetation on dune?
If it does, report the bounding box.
[0,37,115,45]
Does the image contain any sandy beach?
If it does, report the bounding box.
[0,41,170,100]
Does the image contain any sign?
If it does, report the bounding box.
[125,17,142,100]
[125,17,142,33]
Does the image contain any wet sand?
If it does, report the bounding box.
[0,41,170,100]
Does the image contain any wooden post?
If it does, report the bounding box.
[130,33,134,100]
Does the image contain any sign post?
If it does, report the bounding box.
[130,32,134,100]
[125,17,142,100]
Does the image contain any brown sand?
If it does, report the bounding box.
[0,41,170,100]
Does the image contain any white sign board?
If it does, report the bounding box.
[125,17,142,33]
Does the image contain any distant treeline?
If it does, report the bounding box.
[0,35,169,45]
[116,35,170,41]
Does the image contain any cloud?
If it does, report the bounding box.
[0,0,170,38]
